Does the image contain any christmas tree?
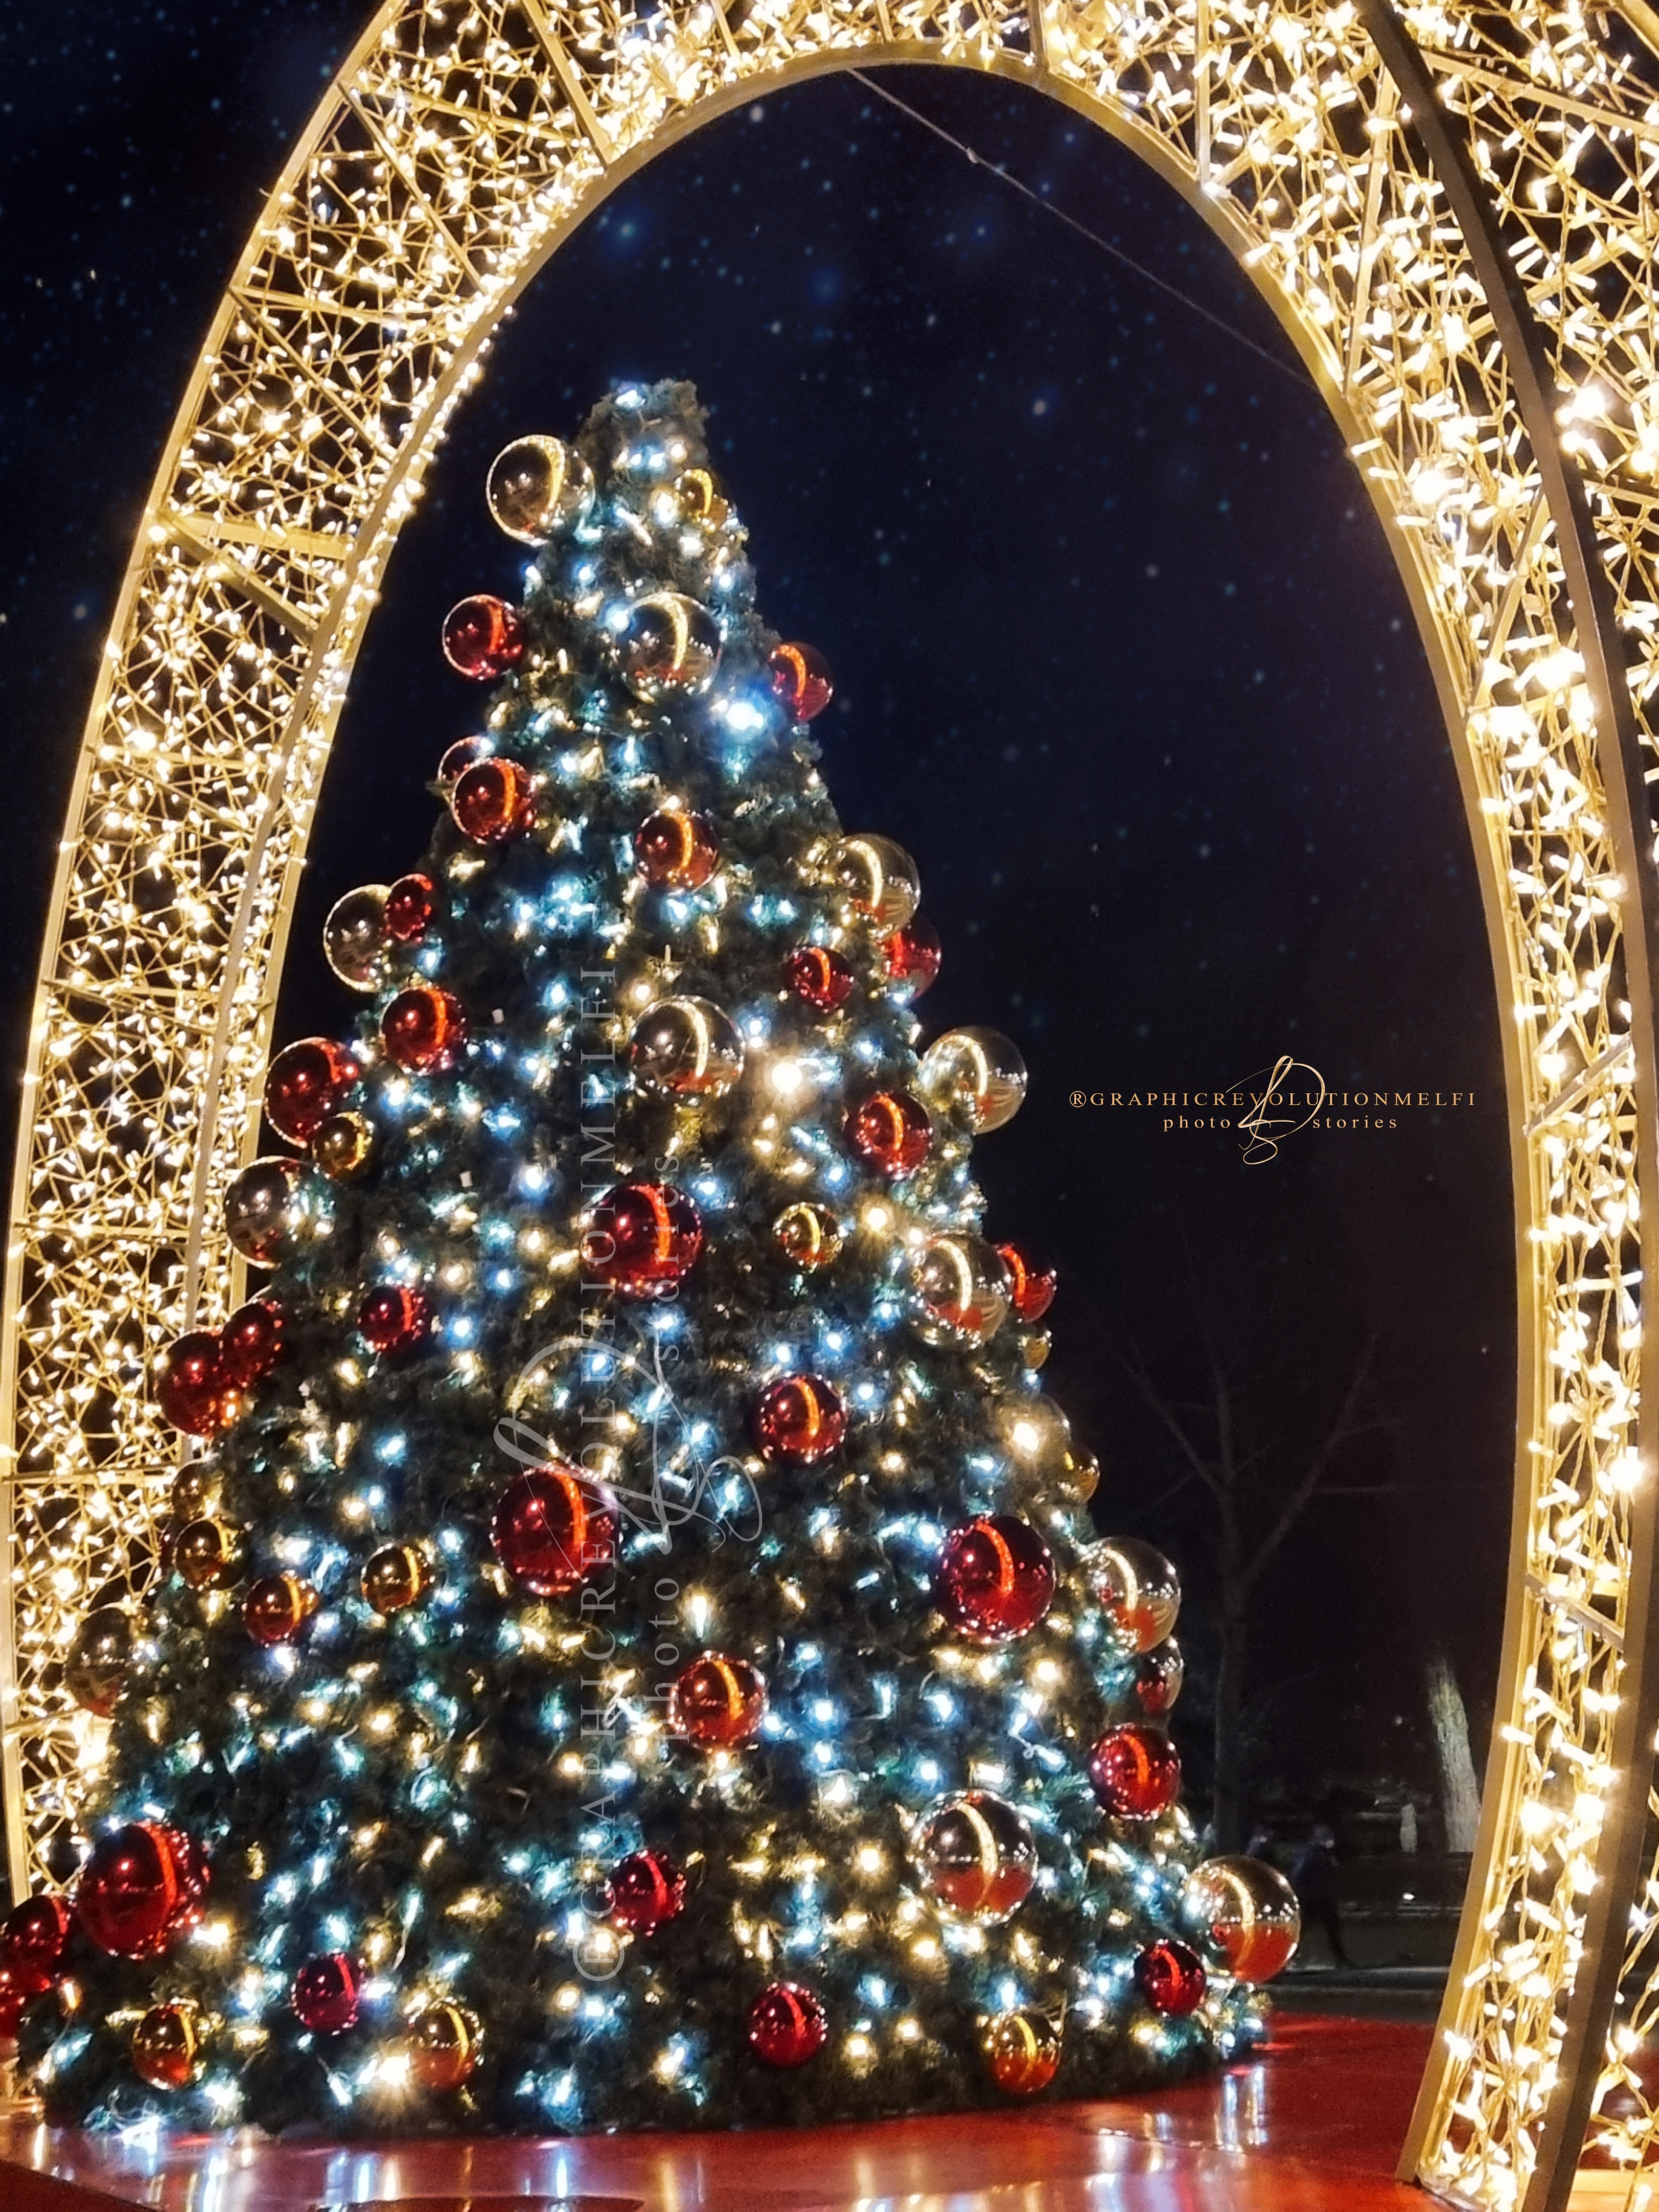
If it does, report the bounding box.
[6,383,1299,2133]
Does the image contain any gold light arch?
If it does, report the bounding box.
[6,1,1659,2203]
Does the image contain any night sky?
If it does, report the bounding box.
[1,4,1512,1839]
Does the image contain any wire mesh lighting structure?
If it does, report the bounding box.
[3,0,1659,2200]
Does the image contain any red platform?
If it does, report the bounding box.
[0,2015,1432,2210]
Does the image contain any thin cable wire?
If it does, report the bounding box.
[847,70,1318,393]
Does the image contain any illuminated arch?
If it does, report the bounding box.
[6,2,1659,2203]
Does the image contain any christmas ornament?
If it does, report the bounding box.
[746,1981,825,2068]
[313,1110,374,1180]
[997,1243,1057,1323]
[674,467,727,524]
[322,884,390,993]
[984,2007,1060,2095]
[224,1158,330,1266]
[768,641,834,722]
[244,1573,319,1647]
[407,2002,482,2092]
[264,1037,359,1145]
[442,593,524,679]
[491,1465,617,1598]
[362,1542,432,1616]
[77,1823,207,1960]
[614,592,722,700]
[670,1653,766,1747]
[829,834,920,931]
[219,1298,286,1387]
[171,1464,217,1522]
[132,2001,202,2091]
[358,1283,430,1356]
[382,986,467,1072]
[784,945,855,1013]
[909,1234,1010,1347]
[1089,1537,1181,1652]
[384,871,438,943]
[293,1953,363,2035]
[0,1964,36,2038]
[437,735,493,791]
[912,1791,1037,1922]
[1135,1939,1207,2017]
[773,1202,842,1269]
[452,755,536,843]
[153,1331,229,1437]
[1179,1855,1301,1983]
[935,1516,1056,1644]
[1061,1447,1101,1505]
[634,808,718,889]
[883,915,941,998]
[1000,1392,1071,1469]
[1130,1640,1185,1717]
[846,1088,932,1178]
[486,434,594,541]
[1088,1725,1182,1820]
[609,1849,686,1934]
[628,997,744,1100]
[65,1606,131,1717]
[919,1027,1028,1134]
[174,1517,242,1592]
[0,1894,74,1994]
[582,1181,703,1294]
[753,1374,846,1465]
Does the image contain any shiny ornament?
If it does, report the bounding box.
[674,467,727,524]
[385,871,438,943]
[407,2002,482,2093]
[628,998,744,1101]
[784,945,855,1013]
[153,1331,229,1437]
[935,1516,1056,1644]
[582,1181,703,1295]
[313,1109,374,1181]
[0,1964,35,2039]
[264,1037,358,1145]
[829,834,920,931]
[753,1374,846,1465]
[491,1465,617,1598]
[452,755,536,843]
[609,1849,686,1935]
[293,1952,363,2035]
[913,1791,1037,1922]
[225,1157,330,1266]
[174,1518,242,1593]
[1130,1640,1186,1717]
[773,1202,842,1269]
[1135,1939,1208,2017]
[132,2001,202,2091]
[615,592,722,700]
[984,2007,1061,2096]
[437,734,493,791]
[219,1298,286,1387]
[382,986,467,1072]
[1061,1448,1102,1505]
[768,640,834,722]
[1088,1724,1182,1821]
[884,915,942,998]
[846,1088,932,1178]
[0,1894,74,1994]
[77,1823,207,1960]
[1179,1855,1301,1983]
[997,1243,1057,1323]
[909,1234,1010,1348]
[1000,1393,1072,1469]
[358,1283,430,1356]
[171,1465,217,1522]
[486,434,593,541]
[362,1542,432,1617]
[919,1026,1028,1134]
[442,593,524,679]
[323,884,390,993]
[65,1605,131,1717]
[244,1573,319,1648]
[671,1653,766,1749]
[746,1981,826,2068]
[1089,1537,1181,1653]
[634,808,718,889]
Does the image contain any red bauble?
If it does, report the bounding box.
[671,1654,766,1749]
[747,1981,826,2068]
[784,946,855,1013]
[293,1952,363,2035]
[846,1088,933,1178]
[0,1893,73,1995]
[0,1963,35,2038]
[264,1038,359,1145]
[442,594,524,679]
[768,642,834,722]
[77,1823,207,1961]
[452,757,536,843]
[491,1464,617,1598]
[609,1849,687,1934]
[884,915,942,998]
[357,1284,430,1356]
[1131,1641,1185,1718]
[753,1374,846,1465]
[244,1573,319,1648]
[153,1331,229,1437]
[437,735,493,790]
[997,1243,1057,1323]
[385,872,438,943]
[220,1298,286,1389]
[935,1516,1056,1644]
[382,987,467,1072]
[1088,1725,1182,1820]
[582,1181,703,1295]
[1135,1938,1208,2017]
[634,810,719,889]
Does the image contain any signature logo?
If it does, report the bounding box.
[1230,1054,1327,1165]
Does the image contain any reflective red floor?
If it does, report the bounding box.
[0,2015,1433,2211]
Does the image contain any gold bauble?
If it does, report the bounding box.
[132,2001,202,2090]
[170,1465,218,1522]
[174,1517,242,1592]
[674,467,728,524]
[984,2007,1061,2095]
[312,1109,374,1180]
[773,1202,843,1269]
[406,2001,482,2092]
[362,1542,432,1617]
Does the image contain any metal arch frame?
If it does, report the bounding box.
[7,3,1659,2204]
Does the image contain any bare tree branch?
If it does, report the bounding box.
[1240,1333,1380,1591]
